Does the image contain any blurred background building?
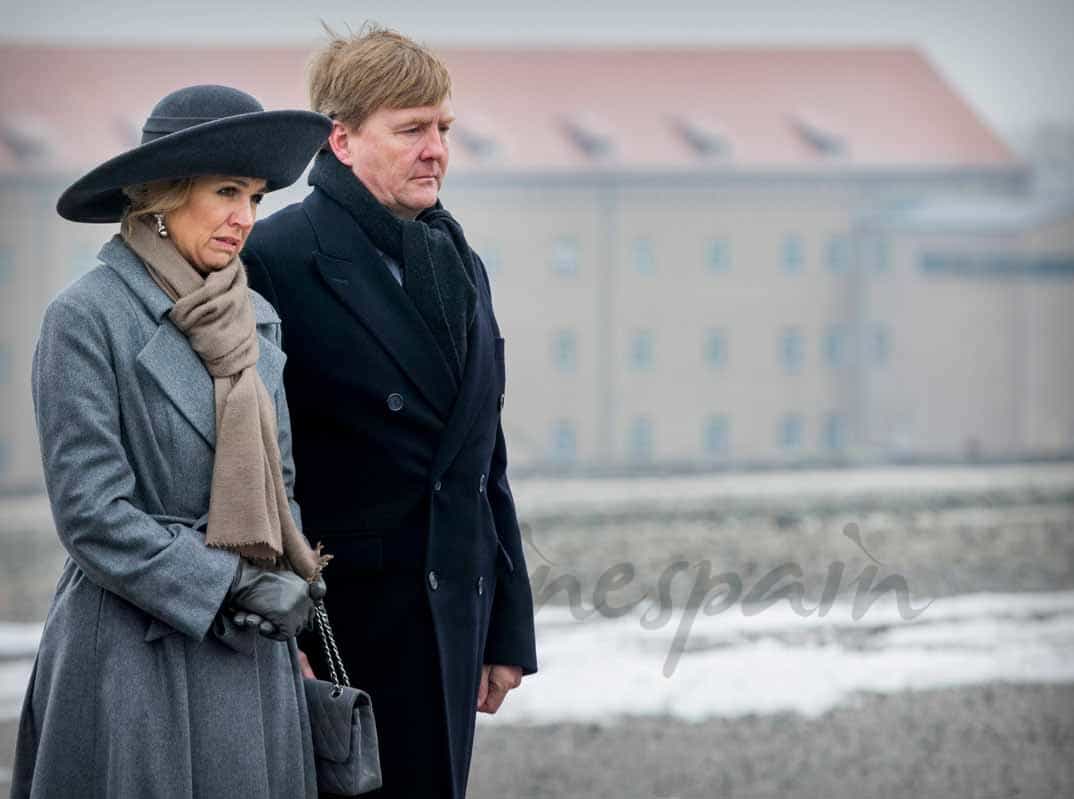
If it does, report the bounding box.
[0,44,1072,491]
[3,6,1074,795]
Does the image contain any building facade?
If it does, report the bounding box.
[0,45,1070,489]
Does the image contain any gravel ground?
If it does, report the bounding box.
[3,475,1073,796]
[3,684,1071,798]
[521,501,1074,613]
[469,683,1074,799]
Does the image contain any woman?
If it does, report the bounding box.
[11,85,332,799]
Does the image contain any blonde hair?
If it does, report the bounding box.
[307,23,452,131]
[121,178,195,236]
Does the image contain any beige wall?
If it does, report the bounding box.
[450,186,607,467]
[865,223,1074,460]
[611,190,857,465]
[1021,213,1074,454]
[450,182,872,468]
[453,181,1074,470]
[3,176,1072,489]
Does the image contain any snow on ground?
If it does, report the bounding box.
[4,465,1074,729]
[1,623,40,722]
[481,590,1074,726]
[0,624,42,659]
[1,660,33,722]
[3,593,1073,726]
[510,463,1074,517]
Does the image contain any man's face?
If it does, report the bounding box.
[339,97,454,220]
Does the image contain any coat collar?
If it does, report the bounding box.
[303,189,460,419]
[98,235,280,325]
[98,235,285,449]
[302,188,498,473]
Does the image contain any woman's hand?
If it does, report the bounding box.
[227,560,315,640]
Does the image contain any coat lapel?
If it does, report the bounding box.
[100,236,286,450]
[431,289,497,479]
[305,190,458,419]
[138,323,217,446]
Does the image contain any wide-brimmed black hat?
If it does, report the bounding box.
[58,84,332,223]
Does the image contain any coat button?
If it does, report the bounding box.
[433,480,442,492]
[427,570,439,591]
[478,473,486,493]
[476,576,485,596]
[387,393,404,412]
[499,393,505,411]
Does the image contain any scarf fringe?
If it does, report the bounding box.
[207,540,333,581]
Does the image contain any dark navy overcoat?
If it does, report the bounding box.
[243,188,537,799]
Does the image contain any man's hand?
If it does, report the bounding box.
[476,664,523,714]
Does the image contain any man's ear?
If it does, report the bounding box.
[327,120,354,166]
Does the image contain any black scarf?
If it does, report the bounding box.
[308,152,477,384]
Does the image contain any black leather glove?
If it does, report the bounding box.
[227,560,315,641]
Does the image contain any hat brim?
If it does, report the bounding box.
[57,110,331,223]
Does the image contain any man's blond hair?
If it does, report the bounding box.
[308,24,452,131]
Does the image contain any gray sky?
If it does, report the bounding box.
[5,0,1073,150]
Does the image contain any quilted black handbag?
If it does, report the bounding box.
[303,602,383,796]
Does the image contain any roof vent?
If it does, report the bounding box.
[561,113,616,160]
[790,111,847,157]
[453,119,500,161]
[0,116,53,161]
[672,116,731,158]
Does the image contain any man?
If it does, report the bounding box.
[243,27,537,799]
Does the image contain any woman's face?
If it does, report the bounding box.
[165,175,267,273]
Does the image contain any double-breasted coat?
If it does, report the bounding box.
[12,237,318,799]
[243,188,538,799]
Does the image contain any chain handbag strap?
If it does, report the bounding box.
[312,600,351,695]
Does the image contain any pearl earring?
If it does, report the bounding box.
[154,213,168,238]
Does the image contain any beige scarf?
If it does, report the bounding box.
[123,217,328,581]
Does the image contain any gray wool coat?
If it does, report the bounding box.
[11,236,318,799]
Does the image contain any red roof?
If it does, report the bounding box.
[0,44,1016,175]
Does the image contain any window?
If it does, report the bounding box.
[549,419,577,464]
[632,238,656,275]
[629,330,654,370]
[703,415,730,457]
[871,324,891,366]
[551,236,579,276]
[869,237,889,273]
[782,234,805,273]
[780,327,805,374]
[704,329,727,369]
[822,412,848,452]
[706,238,730,273]
[779,414,804,450]
[823,324,849,368]
[826,235,851,274]
[0,245,12,285]
[628,416,653,461]
[552,330,577,373]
